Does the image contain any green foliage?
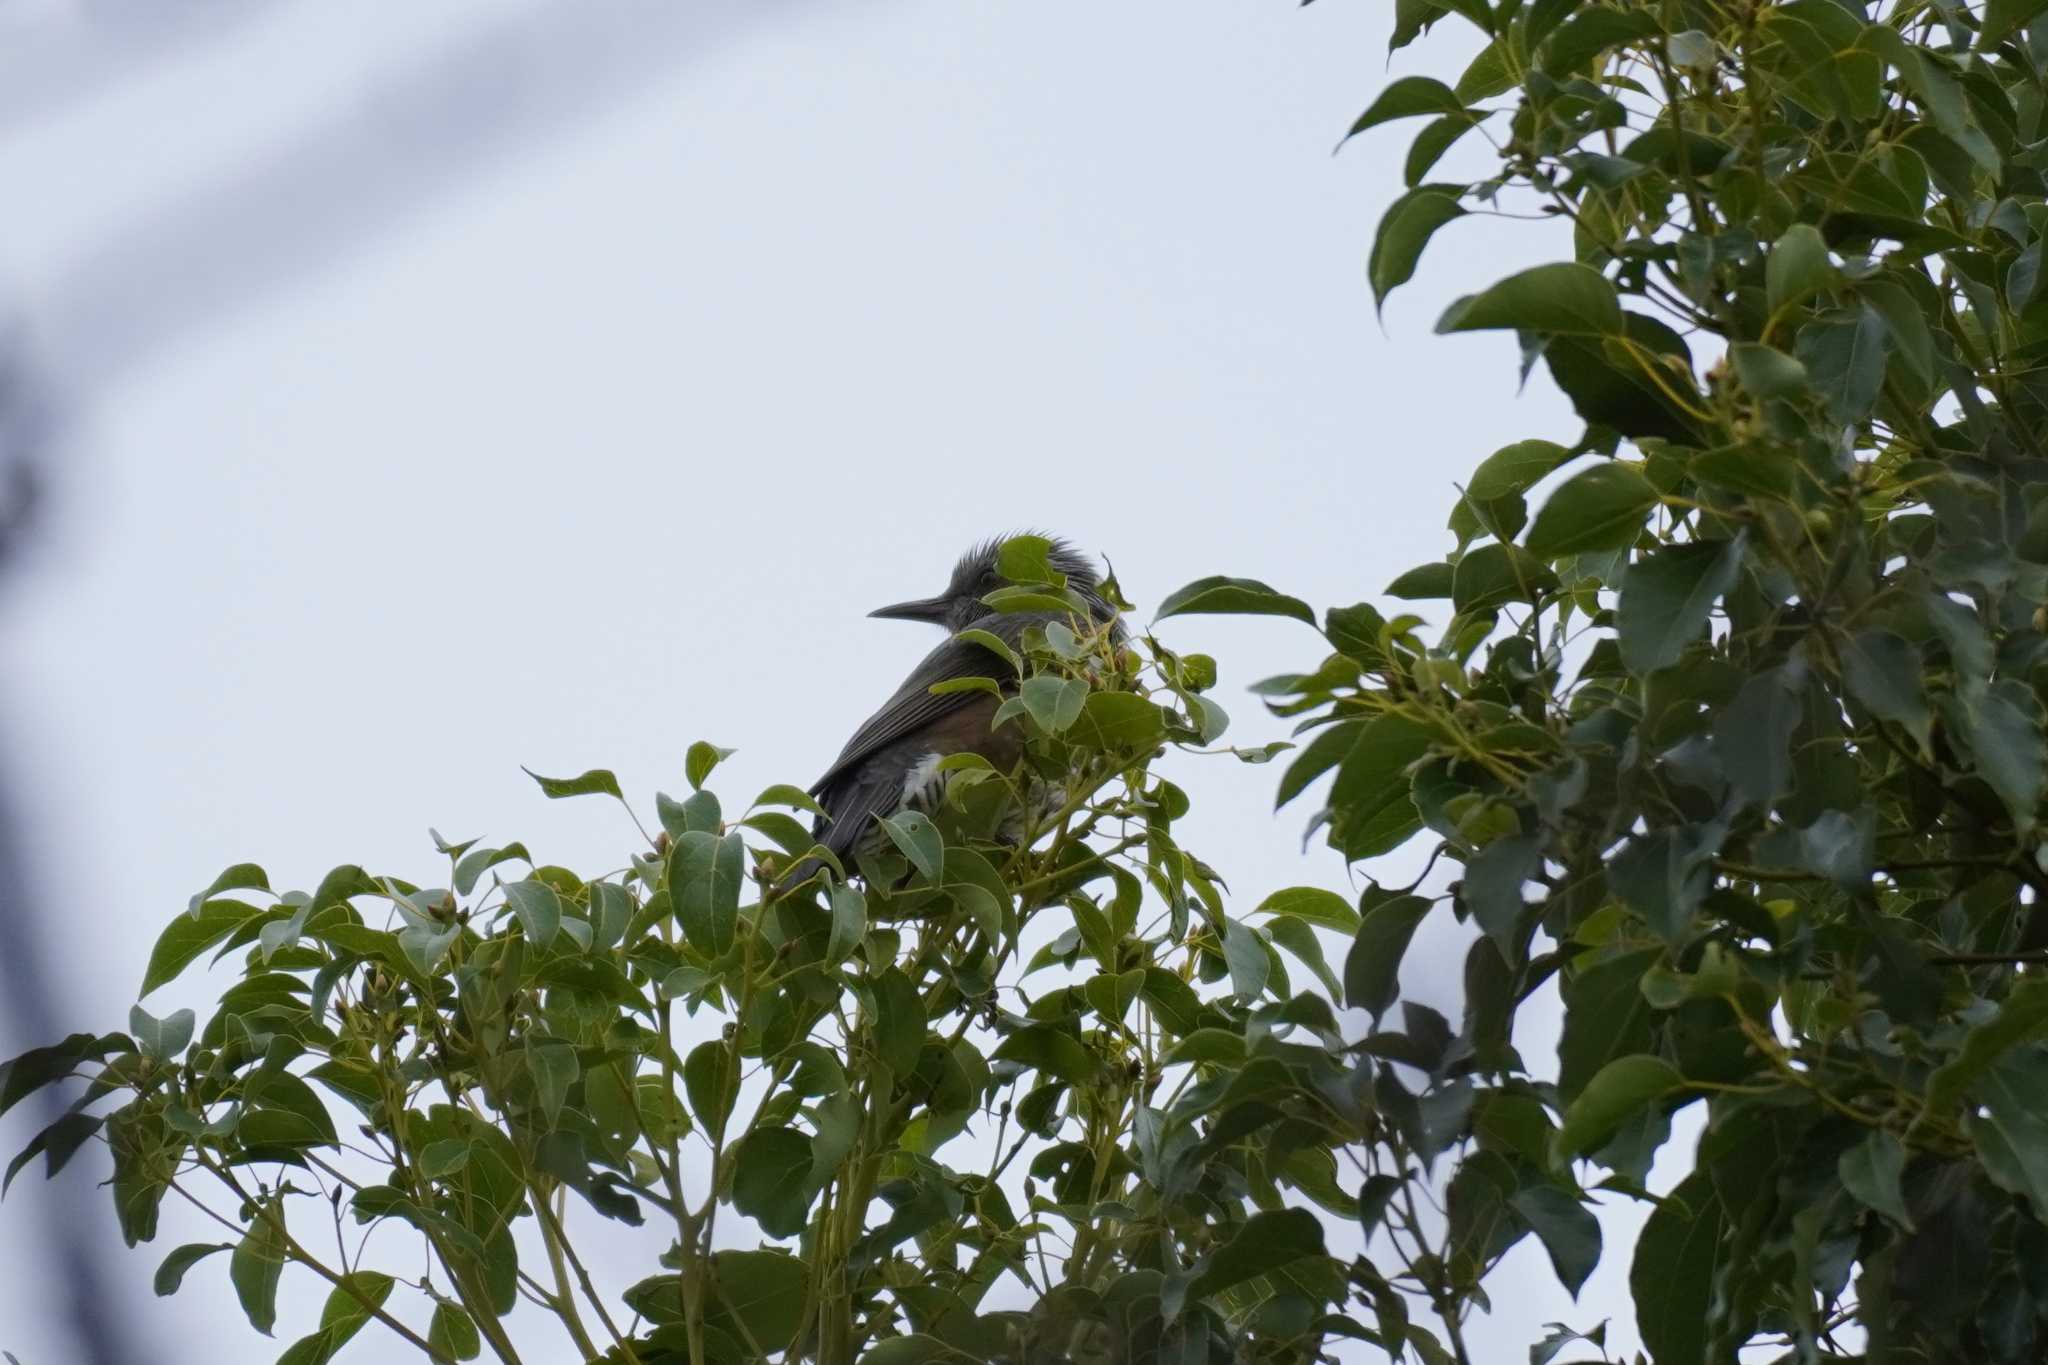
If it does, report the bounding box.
[1175,0,2048,1357]
[20,2,2048,1362]
[2,567,1363,1365]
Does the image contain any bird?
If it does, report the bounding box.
[776,535,1124,895]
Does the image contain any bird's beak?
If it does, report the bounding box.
[868,595,950,623]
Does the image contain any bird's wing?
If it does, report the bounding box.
[808,624,1022,799]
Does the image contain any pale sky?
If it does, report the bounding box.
[0,4,1682,1362]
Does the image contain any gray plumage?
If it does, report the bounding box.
[778,536,1122,893]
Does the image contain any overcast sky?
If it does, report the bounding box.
[0,4,1678,1361]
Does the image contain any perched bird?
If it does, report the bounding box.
[777,536,1123,893]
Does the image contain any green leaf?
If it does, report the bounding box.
[143,898,273,996]
[1345,76,1466,140]
[1525,463,1657,559]
[873,966,926,1076]
[1187,1207,1327,1300]
[1541,7,1660,76]
[1616,535,1745,673]
[1950,679,2047,831]
[1552,1055,1683,1164]
[684,1040,736,1137]
[1689,442,1792,499]
[827,883,867,964]
[1265,916,1343,1002]
[1859,279,1934,384]
[1253,886,1361,935]
[878,810,943,884]
[1510,1183,1601,1297]
[1838,1129,1914,1230]
[230,1207,288,1336]
[153,1241,232,1296]
[430,1303,482,1361]
[1795,304,1889,424]
[1764,223,1837,314]
[1630,1169,1723,1365]
[186,863,269,917]
[861,1337,976,1365]
[1972,1056,2048,1221]
[1221,918,1270,1001]
[128,1004,194,1062]
[1462,833,1541,962]
[1715,665,1801,808]
[995,533,1060,585]
[453,843,532,897]
[1727,342,1808,399]
[522,766,623,801]
[731,1126,818,1238]
[1468,439,1570,499]
[1608,825,1719,942]
[670,830,746,955]
[1436,262,1624,336]
[1927,976,2048,1113]
[1558,948,1660,1101]
[1541,314,1701,442]
[527,1039,579,1129]
[1452,543,1558,612]
[1842,629,1931,747]
[1018,675,1088,733]
[1982,0,2048,48]
[1370,185,1468,312]
[752,784,829,818]
[418,1138,474,1179]
[503,880,562,949]
[1385,562,1453,600]
[711,1249,810,1350]
[1070,692,1169,752]
[1164,1028,1247,1067]
[992,1027,1096,1084]
[1152,575,1316,626]
[685,741,736,791]
[1345,893,1431,1018]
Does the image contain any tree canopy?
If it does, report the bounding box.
[16,1,2048,1362]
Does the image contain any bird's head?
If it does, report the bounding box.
[869,534,1118,634]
